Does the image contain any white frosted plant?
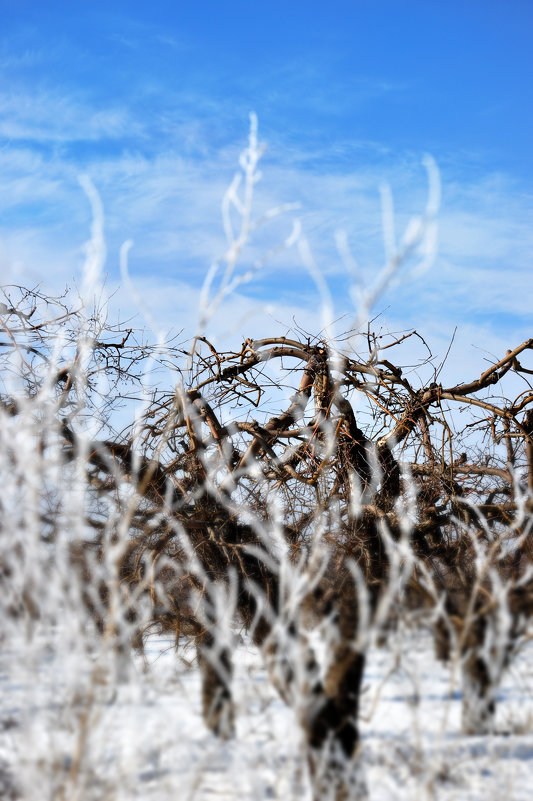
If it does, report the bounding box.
[0,118,532,801]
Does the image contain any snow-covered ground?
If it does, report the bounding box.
[1,625,533,801]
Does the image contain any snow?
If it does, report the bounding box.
[1,624,533,801]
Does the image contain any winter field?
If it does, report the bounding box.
[1,120,533,801]
[2,623,533,801]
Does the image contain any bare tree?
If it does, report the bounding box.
[1,283,532,799]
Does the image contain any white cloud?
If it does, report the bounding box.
[0,96,531,388]
[0,89,136,143]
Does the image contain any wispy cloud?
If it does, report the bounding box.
[0,77,530,383]
[0,89,136,143]
[0,48,44,70]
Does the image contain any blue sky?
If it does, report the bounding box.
[1,0,532,380]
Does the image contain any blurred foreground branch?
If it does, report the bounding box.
[1,285,533,800]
